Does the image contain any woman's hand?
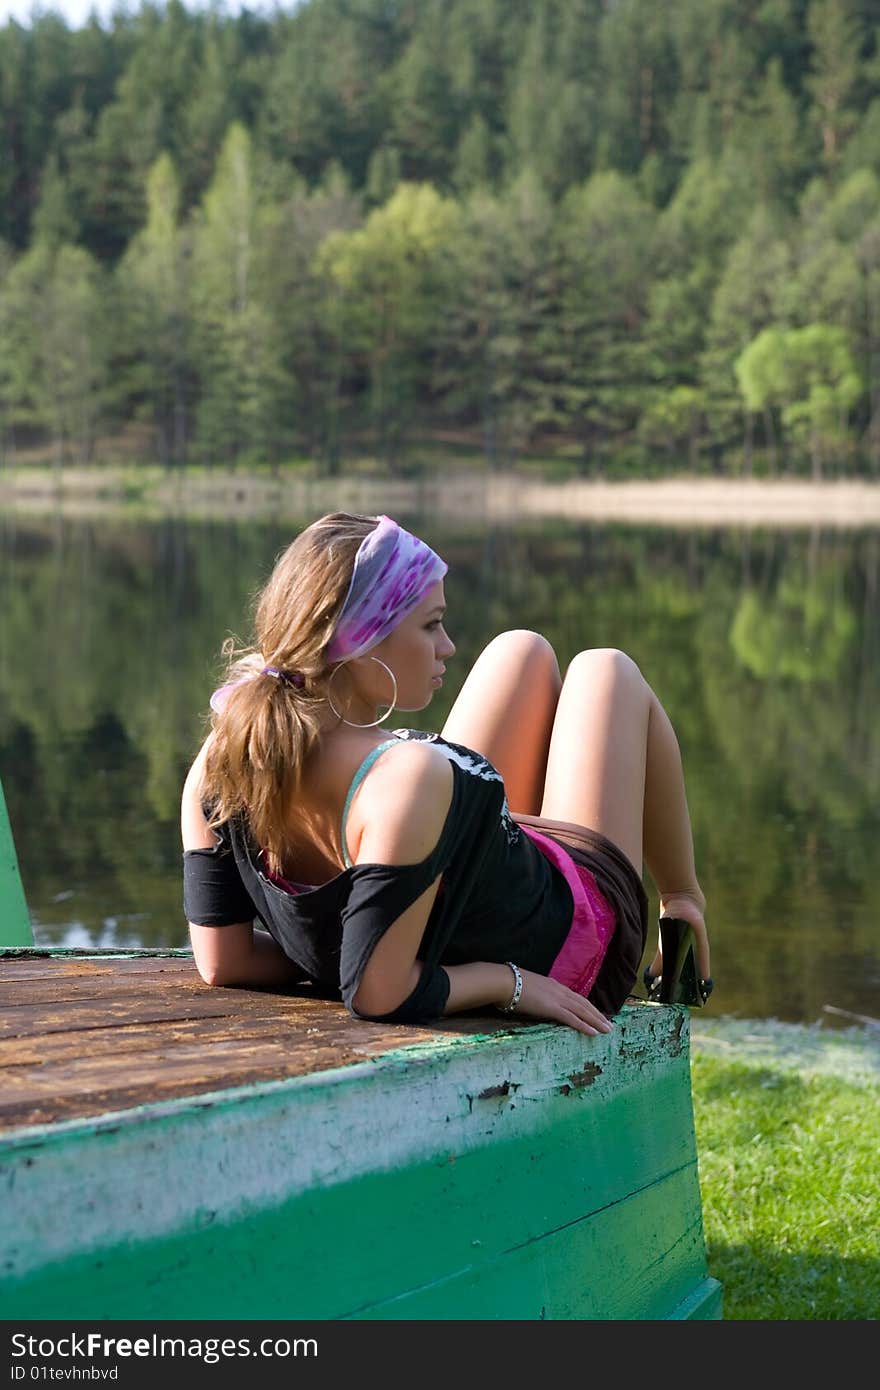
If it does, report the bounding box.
[508,968,614,1037]
[443,961,613,1034]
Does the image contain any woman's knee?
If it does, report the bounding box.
[565,647,646,691]
[482,629,559,677]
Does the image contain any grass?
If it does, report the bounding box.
[688,1017,880,1320]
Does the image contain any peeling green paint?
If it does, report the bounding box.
[1,982,721,1319]
[0,782,31,947]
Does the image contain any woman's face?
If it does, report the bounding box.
[351,581,456,714]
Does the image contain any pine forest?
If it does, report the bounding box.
[2,0,879,477]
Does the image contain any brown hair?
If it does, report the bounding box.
[202,512,378,872]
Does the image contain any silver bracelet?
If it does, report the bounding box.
[497,961,523,1013]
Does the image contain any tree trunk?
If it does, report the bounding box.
[811,428,823,481]
[743,408,753,477]
[763,407,777,476]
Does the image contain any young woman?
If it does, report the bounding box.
[181,512,711,1036]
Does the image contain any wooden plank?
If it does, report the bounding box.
[0,948,192,971]
[0,954,202,991]
[2,996,257,1035]
[1,1015,334,1065]
[0,954,507,1127]
[0,958,195,982]
[1,1026,444,1126]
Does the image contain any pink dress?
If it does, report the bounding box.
[521,826,618,1000]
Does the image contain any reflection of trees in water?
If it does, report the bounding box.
[696,533,878,1024]
[458,521,880,1023]
[730,575,855,682]
[0,712,177,946]
[0,514,877,1024]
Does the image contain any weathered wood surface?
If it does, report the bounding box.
[1,949,501,1129]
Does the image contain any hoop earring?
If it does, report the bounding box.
[326,657,398,729]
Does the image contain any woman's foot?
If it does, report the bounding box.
[651,890,710,982]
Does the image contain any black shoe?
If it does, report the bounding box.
[642,916,714,1008]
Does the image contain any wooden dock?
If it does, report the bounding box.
[1,947,722,1320]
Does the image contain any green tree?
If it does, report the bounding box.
[730,58,808,208]
[0,239,108,468]
[701,204,794,469]
[61,1,202,261]
[436,171,566,463]
[0,12,82,248]
[806,0,863,169]
[190,123,288,467]
[388,22,458,186]
[452,114,493,195]
[260,0,389,189]
[842,97,880,180]
[179,20,236,202]
[0,240,19,463]
[365,143,401,207]
[318,181,460,466]
[856,214,880,468]
[431,187,510,462]
[643,154,755,444]
[504,9,554,186]
[445,0,513,174]
[785,172,880,462]
[117,152,192,466]
[595,0,678,193]
[557,170,657,465]
[736,323,862,475]
[666,2,755,167]
[30,151,78,249]
[260,165,363,470]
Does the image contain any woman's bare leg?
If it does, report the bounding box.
[541,648,709,978]
[442,630,561,814]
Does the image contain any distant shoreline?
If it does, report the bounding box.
[2,466,880,527]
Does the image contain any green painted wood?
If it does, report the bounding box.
[0,779,31,946]
[0,997,721,1320]
[670,1279,725,1320]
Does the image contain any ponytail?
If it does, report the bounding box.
[204,658,324,873]
[200,513,378,873]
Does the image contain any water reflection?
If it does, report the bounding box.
[1,511,878,1028]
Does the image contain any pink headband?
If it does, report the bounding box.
[326,515,447,663]
[209,517,445,713]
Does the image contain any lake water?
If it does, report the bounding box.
[2,508,878,1028]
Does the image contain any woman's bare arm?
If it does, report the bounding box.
[348,746,452,1016]
[187,920,303,988]
[348,746,613,1034]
